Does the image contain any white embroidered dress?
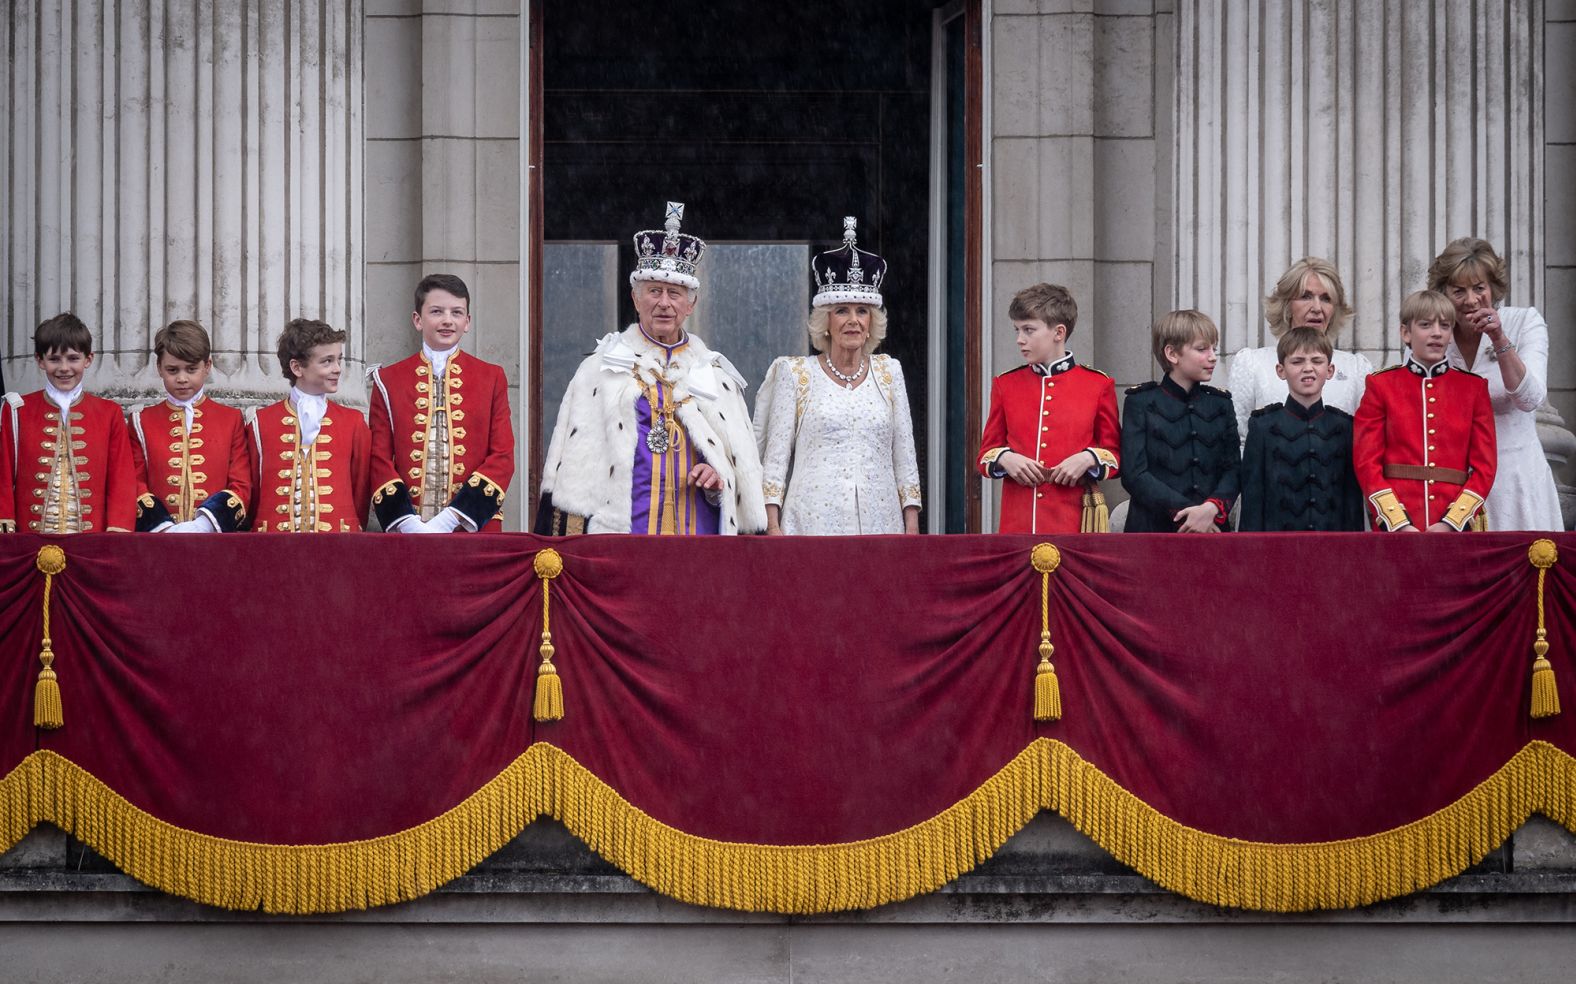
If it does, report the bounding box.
[1228,345,1374,451]
[1445,306,1562,531]
[755,355,922,535]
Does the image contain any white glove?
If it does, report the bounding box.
[426,508,465,534]
[164,514,217,534]
[391,514,438,534]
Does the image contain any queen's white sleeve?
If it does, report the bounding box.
[886,358,922,509]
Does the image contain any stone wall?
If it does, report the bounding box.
[6,815,1576,982]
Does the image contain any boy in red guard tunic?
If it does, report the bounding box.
[368,274,513,533]
[1354,290,1496,531]
[247,319,372,532]
[129,320,252,533]
[1,313,137,533]
[978,283,1120,533]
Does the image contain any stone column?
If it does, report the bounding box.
[2,0,365,405]
[1173,0,1544,368]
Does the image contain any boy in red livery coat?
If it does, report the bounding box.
[0,313,137,533]
[978,283,1120,533]
[129,320,252,532]
[1354,290,1496,531]
[368,274,513,533]
[247,318,372,532]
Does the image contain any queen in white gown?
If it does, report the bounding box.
[1228,257,1374,449]
[754,218,921,535]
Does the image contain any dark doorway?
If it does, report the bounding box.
[535,0,939,503]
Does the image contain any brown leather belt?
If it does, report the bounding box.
[1384,463,1469,484]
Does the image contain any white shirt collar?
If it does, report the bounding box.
[44,382,82,418]
[167,388,205,431]
[423,342,458,378]
[290,386,329,445]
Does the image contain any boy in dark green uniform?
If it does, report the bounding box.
[1120,310,1239,533]
[1239,327,1364,531]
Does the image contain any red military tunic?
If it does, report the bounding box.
[129,395,252,532]
[977,354,1121,534]
[247,398,372,532]
[0,390,137,533]
[1353,356,1497,531]
[368,349,513,531]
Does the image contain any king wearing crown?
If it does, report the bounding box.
[536,202,766,535]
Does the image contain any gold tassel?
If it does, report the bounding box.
[533,549,565,722]
[1529,539,1559,720]
[534,641,564,721]
[1035,638,1061,721]
[1079,486,1109,533]
[33,545,67,729]
[1030,543,1063,721]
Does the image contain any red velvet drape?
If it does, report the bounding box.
[1,533,1571,848]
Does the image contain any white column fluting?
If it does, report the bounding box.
[2,0,364,405]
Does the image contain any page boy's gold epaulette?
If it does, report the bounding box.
[1125,380,1159,395]
[1199,383,1231,398]
[1372,364,1406,375]
[1078,364,1111,379]
[996,363,1035,379]
[1249,403,1282,418]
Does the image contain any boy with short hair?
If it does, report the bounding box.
[0,313,137,533]
[977,283,1120,533]
[247,318,372,532]
[1354,290,1496,532]
[129,320,252,532]
[1239,327,1364,531]
[368,273,514,533]
[1120,310,1240,532]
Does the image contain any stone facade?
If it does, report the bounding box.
[6,816,1576,982]
[2,1,1567,530]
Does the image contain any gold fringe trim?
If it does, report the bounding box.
[2,740,1576,915]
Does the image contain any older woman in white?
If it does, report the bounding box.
[1229,257,1374,448]
[754,218,921,535]
[1434,237,1562,531]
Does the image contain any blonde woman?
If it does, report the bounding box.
[1228,257,1374,449]
[753,218,921,535]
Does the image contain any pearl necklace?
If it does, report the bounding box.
[823,355,867,388]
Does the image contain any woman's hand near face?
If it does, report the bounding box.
[1463,306,1502,341]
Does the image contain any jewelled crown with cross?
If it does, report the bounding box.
[811,216,887,308]
[630,201,707,290]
